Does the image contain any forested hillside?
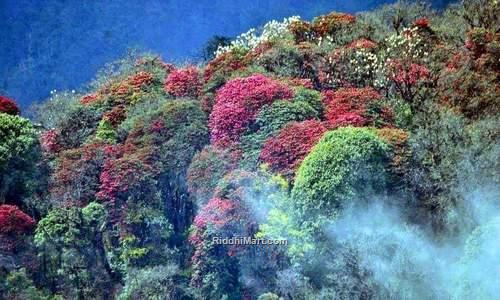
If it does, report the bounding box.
[0,1,499,299]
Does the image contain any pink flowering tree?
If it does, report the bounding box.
[164,66,201,97]
[209,74,293,146]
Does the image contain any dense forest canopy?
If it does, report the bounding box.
[0,0,499,299]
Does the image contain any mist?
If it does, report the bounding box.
[326,187,500,299]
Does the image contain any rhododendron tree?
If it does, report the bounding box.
[189,196,242,299]
[80,93,102,106]
[209,74,293,146]
[438,30,499,118]
[51,143,108,204]
[128,71,154,91]
[260,120,327,179]
[164,66,201,97]
[323,88,393,128]
[0,205,35,235]
[387,60,430,103]
[96,149,158,202]
[40,129,61,154]
[0,95,20,115]
[311,12,356,37]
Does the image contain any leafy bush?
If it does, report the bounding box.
[292,127,389,218]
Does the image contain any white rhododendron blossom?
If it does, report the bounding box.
[215,16,301,57]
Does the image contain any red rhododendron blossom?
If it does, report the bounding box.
[203,52,245,82]
[209,74,293,146]
[192,197,238,230]
[80,93,100,105]
[260,120,327,178]
[164,66,201,97]
[150,119,165,133]
[323,87,381,125]
[346,38,377,50]
[388,60,430,86]
[0,205,35,235]
[0,96,20,115]
[103,105,127,126]
[40,129,61,154]
[327,112,366,129]
[128,71,153,91]
[414,18,429,28]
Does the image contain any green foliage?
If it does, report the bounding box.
[57,105,103,149]
[292,127,389,218]
[118,264,189,300]
[1,268,58,300]
[26,90,80,130]
[0,113,37,169]
[255,43,303,78]
[95,119,117,143]
[34,202,115,299]
[0,113,41,206]
[292,87,324,117]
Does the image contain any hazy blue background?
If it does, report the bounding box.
[0,0,453,108]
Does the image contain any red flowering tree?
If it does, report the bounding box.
[0,95,20,115]
[311,12,356,37]
[103,105,127,126]
[80,93,101,106]
[189,196,241,297]
[51,143,108,204]
[414,18,429,28]
[40,129,61,154]
[323,88,393,128]
[164,66,201,97]
[209,74,293,146]
[386,59,430,105]
[260,120,327,179]
[96,143,158,202]
[128,71,154,91]
[0,205,35,235]
[346,38,377,50]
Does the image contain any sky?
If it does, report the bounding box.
[0,0,453,108]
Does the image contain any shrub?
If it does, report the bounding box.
[292,127,389,218]
[164,66,201,97]
[260,120,327,179]
[209,74,293,146]
[292,87,324,117]
[0,205,35,235]
[0,96,20,115]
